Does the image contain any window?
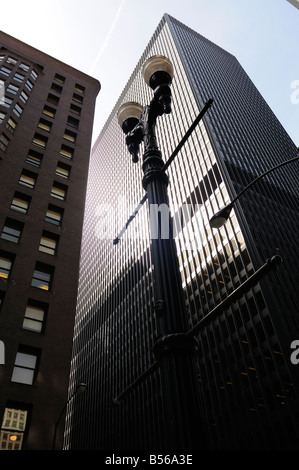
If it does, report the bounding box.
[11,347,39,385]
[1,218,23,244]
[74,83,85,94]
[51,82,62,94]
[10,192,31,214]
[0,133,10,152]
[32,132,48,149]
[70,104,81,116]
[0,111,5,123]
[67,115,79,129]
[0,407,29,450]
[37,118,52,132]
[7,83,19,95]
[6,117,17,134]
[6,56,17,65]
[19,91,28,104]
[22,300,47,333]
[13,103,23,118]
[0,252,14,280]
[26,149,43,167]
[39,231,58,256]
[54,73,65,84]
[55,162,71,179]
[42,105,56,118]
[60,144,74,160]
[51,182,67,201]
[31,262,54,291]
[0,66,12,77]
[47,93,59,106]
[30,69,38,80]
[25,79,33,92]
[2,96,13,108]
[19,63,29,72]
[63,129,76,143]
[13,72,25,83]
[72,92,83,104]
[18,170,37,189]
[45,204,64,226]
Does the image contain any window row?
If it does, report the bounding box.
[0,252,55,293]
[1,219,59,256]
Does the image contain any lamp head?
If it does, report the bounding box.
[142,55,174,89]
[117,102,143,163]
[209,203,233,229]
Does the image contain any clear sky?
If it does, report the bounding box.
[1,0,298,147]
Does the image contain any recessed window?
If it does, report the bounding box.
[30,70,38,81]
[70,104,81,116]
[7,83,19,95]
[6,56,17,65]
[18,170,37,189]
[0,252,14,280]
[37,118,52,132]
[13,103,23,118]
[47,93,59,106]
[25,79,33,92]
[1,407,29,450]
[0,66,12,77]
[51,82,62,94]
[26,149,43,168]
[19,63,29,72]
[74,83,85,94]
[60,144,74,160]
[39,231,59,256]
[63,129,77,143]
[10,192,31,214]
[11,347,39,385]
[1,218,23,244]
[19,91,29,104]
[55,161,71,179]
[13,72,25,83]
[42,105,56,118]
[72,93,83,104]
[0,133,10,152]
[6,117,17,134]
[51,181,67,201]
[22,300,47,333]
[2,96,13,108]
[32,132,48,149]
[45,204,64,226]
[67,115,79,129]
[54,73,65,84]
[31,262,54,291]
[0,111,5,123]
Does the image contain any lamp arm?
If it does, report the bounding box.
[231,155,299,205]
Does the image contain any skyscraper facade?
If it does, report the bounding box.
[65,14,299,450]
[0,32,100,450]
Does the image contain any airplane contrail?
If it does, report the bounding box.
[90,0,126,74]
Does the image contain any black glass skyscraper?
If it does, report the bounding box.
[65,14,299,450]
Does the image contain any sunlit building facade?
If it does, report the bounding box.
[65,14,299,450]
[0,32,100,450]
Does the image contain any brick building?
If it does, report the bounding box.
[0,31,100,450]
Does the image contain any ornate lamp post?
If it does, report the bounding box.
[117,55,203,449]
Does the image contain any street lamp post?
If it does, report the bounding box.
[117,55,204,449]
[52,382,87,450]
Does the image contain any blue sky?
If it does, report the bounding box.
[1,0,298,146]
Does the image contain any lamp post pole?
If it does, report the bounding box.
[52,383,87,450]
[118,56,203,449]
